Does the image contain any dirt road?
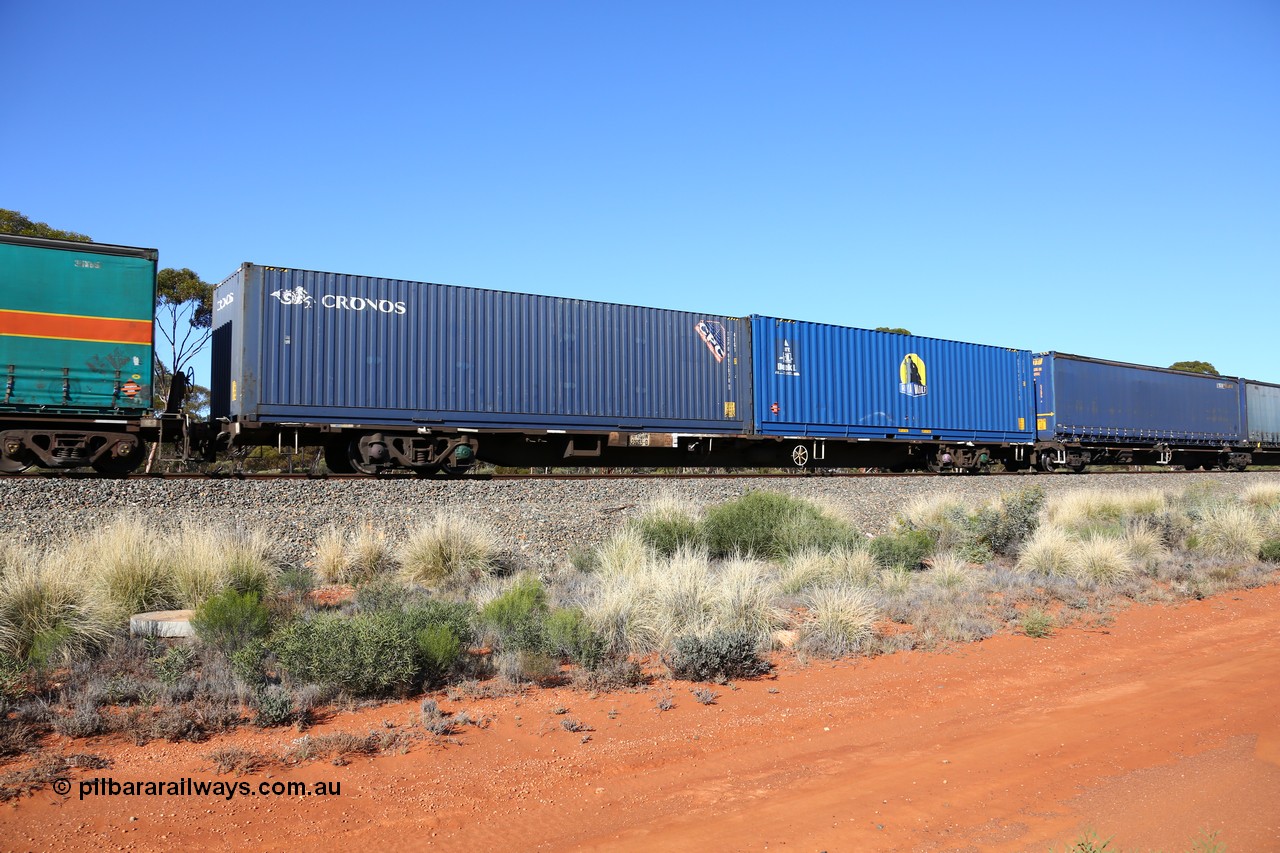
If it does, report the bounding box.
[7,587,1279,852]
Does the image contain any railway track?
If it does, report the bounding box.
[7,467,1263,482]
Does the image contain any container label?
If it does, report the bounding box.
[269,285,407,316]
[695,321,728,363]
[775,339,799,376]
[899,353,927,397]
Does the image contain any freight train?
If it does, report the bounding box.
[2,232,1277,476]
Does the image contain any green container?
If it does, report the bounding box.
[0,235,157,415]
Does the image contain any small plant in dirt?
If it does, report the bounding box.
[700,491,861,559]
[1021,609,1053,638]
[869,528,935,570]
[655,693,675,711]
[251,684,296,727]
[206,746,266,776]
[419,699,454,735]
[559,717,593,733]
[191,589,272,657]
[668,629,769,682]
[691,687,718,705]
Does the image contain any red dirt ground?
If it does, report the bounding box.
[5,587,1279,852]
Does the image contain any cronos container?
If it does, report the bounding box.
[1245,380,1280,446]
[1032,353,1245,444]
[0,234,157,415]
[749,316,1035,441]
[211,263,749,433]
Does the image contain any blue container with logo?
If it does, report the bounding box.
[1032,353,1245,444]
[211,263,750,434]
[749,316,1034,442]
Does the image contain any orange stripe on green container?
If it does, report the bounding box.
[0,309,151,345]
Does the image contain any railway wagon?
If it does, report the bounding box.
[211,263,751,474]
[1032,352,1249,471]
[1244,380,1280,448]
[0,234,157,473]
[747,317,1036,472]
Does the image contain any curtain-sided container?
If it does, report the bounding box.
[0,234,156,415]
[1245,380,1280,446]
[1033,353,1245,444]
[749,317,1034,442]
[212,264,750,434]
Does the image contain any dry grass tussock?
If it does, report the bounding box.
[897,492,968,548]
[61,526,173,623]
[314,524,391,585]
[1240,481,1280,509]
[0,560,111,664]
[1122,521,1169,571]
[593,528,652,578]
[1069,534,1137,584]
[1192,504,1263,561]
[396,513,497,587]
[1016,525,1074,576]
[1045,489,1166,530]
[796,584,879,657]
[167,524,279,607]
[927,552,973,589]
[778,546,878,595]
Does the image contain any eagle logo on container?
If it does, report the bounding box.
[899,353,927,397]
[695,321,728,363]
[269,286,315,308]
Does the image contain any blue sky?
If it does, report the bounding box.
[3,2,1277,383]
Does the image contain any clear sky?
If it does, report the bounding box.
[3,1,1277,383]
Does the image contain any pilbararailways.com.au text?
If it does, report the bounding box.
[71,777,341,801]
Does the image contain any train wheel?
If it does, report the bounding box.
[1038,453,1058,473]
[323,440,355,474]
[91,442,145,476]
[791,445,810,467]
[0,456,30,474]
[1067,463,1087,474]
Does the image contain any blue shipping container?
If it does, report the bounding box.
[1033,353,1245,444]
[211,264,750,434]
[1245,381,1280,446]
[750,317,1035,442]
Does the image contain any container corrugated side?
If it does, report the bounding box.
[213,264,749,433]
[0,235,156,415]
[1033,353,1244,444]
[1245,381,1280,445]
[750,317,1034,441]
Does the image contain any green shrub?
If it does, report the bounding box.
[251,684,295,727]
[191,590,271,656]
[869,529,935,570]
[229,639,269,688]
[151,644,196,688]
[545,608,607,670]
[634,513,701,557]
[668,629,769,681]
[414,624,463,686]
[272,612,419,696]
[700,492,860,559]
[973,486,1044,556]
[479,575,548,653]
[1260,538,1280,563]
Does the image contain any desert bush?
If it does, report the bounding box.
[479,574,549,653]
[876,565,913,596]
[700,491,861,559]
[151,644,196,688]
[1123,521,1169,571]
[778,547,877,595]
[191,589,271,657]
[1047,489,1166,531]
[67,526,172,624]
[0,561,110,666]
[220,527,278,597]
[1070,534,1136,584]
[691,687,718,705]
[397,513,497,588]
[228,639,269,688]
[1016,525,1074,576]
[668,629,769,681]
[414,623,464,686]
[544,608,607,670]
[795,585,878,657]
[206,746,266,775]
[971,486,1044,557]
[869,529,935,570]
[899,492,969,549]
[632,494,702,557]
[251,684,296,727]
[1260,538,1280,563]
[1192,504,1264,561]
[645,548,716,649]
[573,658,645,691]
[495,649,560,684]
